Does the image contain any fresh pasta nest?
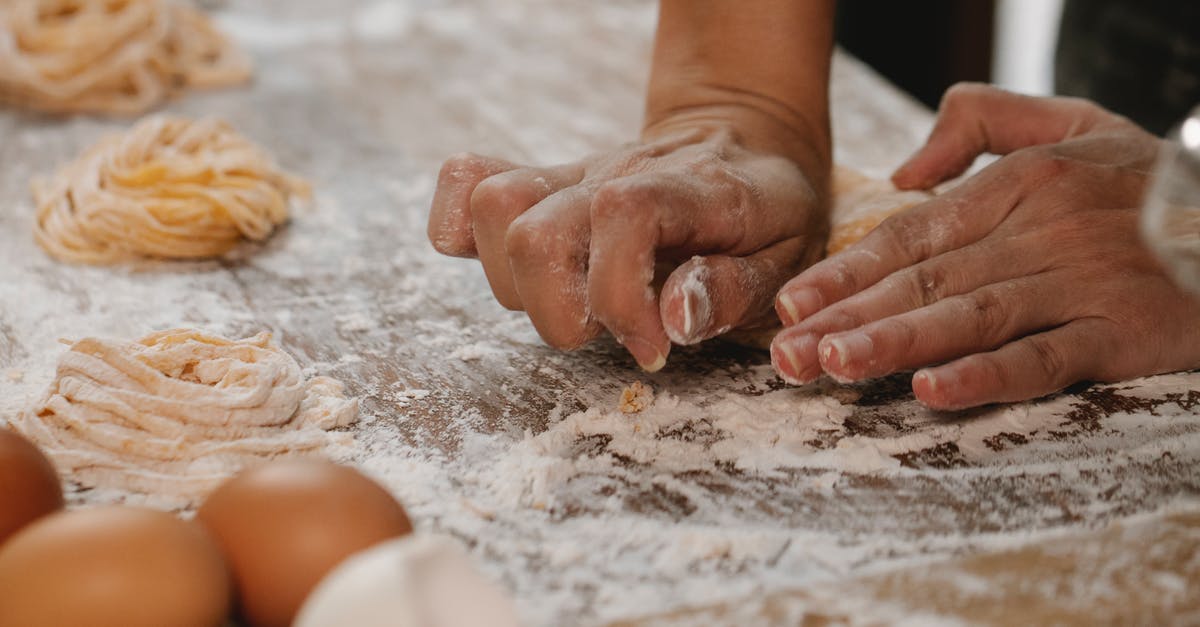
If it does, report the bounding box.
[10,329,357,502]
[0,0,251,114]
[33,115,308,264]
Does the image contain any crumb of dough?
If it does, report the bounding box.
[619,382,654,414]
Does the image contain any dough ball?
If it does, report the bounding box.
[196,459,413,627]
[0,506,231,627]
[0,0,251,115]
[0,428,63,545]
[826,166,933,256]
[33,116,307,264]
[295,534,521,627]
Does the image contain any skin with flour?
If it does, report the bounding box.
[773,86,1200,409]
[427,0,836,371]
[427,1,1200,408]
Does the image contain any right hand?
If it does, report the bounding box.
[427,113,830,371]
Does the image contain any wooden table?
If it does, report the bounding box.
[1,1,1197,625]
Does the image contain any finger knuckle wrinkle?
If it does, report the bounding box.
[966,289,1007,342]
[909,265,945,307]
[592,180,655,223]
[1028,336,1069,381]
[876,217,928,261]
[470,177,524,213]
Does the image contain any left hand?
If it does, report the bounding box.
[770,83,1200,410]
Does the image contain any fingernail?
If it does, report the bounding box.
[777,288,823,325]
[819,332,873,370]
[913,369,937,394]
[625,336,667,373]
[771,334,819,384]
[663,278,713,346]
[914,367,959,408]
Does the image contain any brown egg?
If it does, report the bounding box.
[0,506,232,627]
[196,459,413,627]
[0,428,63,545]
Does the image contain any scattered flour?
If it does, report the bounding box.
[1,1,1197,626]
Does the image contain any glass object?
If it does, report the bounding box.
[1142,105,1200,294]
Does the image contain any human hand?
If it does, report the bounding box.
[771,83,1200,409]
[428,115,828,371]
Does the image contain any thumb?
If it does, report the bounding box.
[660,236,814,346]
[892,83,1114,190]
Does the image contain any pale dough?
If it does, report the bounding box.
[0,0,251,115]
[294,534,522,627]
[826,166,933,256]
[33,115,307,264]
[10,329,357,502]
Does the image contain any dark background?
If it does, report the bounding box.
[835,1,996,110]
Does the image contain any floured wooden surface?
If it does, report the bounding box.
[618,508,1200,626]
[0,1,1197,625]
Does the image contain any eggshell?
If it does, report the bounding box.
[294,534,521,627]
[196,459,413,627]
[0,506,232,627]
[0,428,63,545]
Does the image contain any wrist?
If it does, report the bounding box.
[641,94,831,198]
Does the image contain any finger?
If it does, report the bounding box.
[588,153,812,370]
[588,153,816,369]
[771,326,824,384]
[911,318,1114,410]
[771,237,1046,383]
[428,153,517,257]
[775,168,1027,327]
[470,165,584,310]
[892,83,1113,190]
[660,236,812,346]
[505,186,605,349]
[817,273,1069,382]
[587,167,765,371]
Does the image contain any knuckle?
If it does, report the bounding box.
[503,218,546,261]
[904,263,947,308]
[872,214,930,262]
[974,353,1010,393]
[438,152,484,183]
[504,217,573,266]
[470,173,535,217]
[1027,335,1070,382]
[940,82,989,111]
[590,179,654,223]
[963,289,1008,344]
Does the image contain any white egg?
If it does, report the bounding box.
[294,534,520,627]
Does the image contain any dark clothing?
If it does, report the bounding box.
[1057,0,1200,135]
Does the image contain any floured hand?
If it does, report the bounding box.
[428,115,828,371]
[771,83,1200,409]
